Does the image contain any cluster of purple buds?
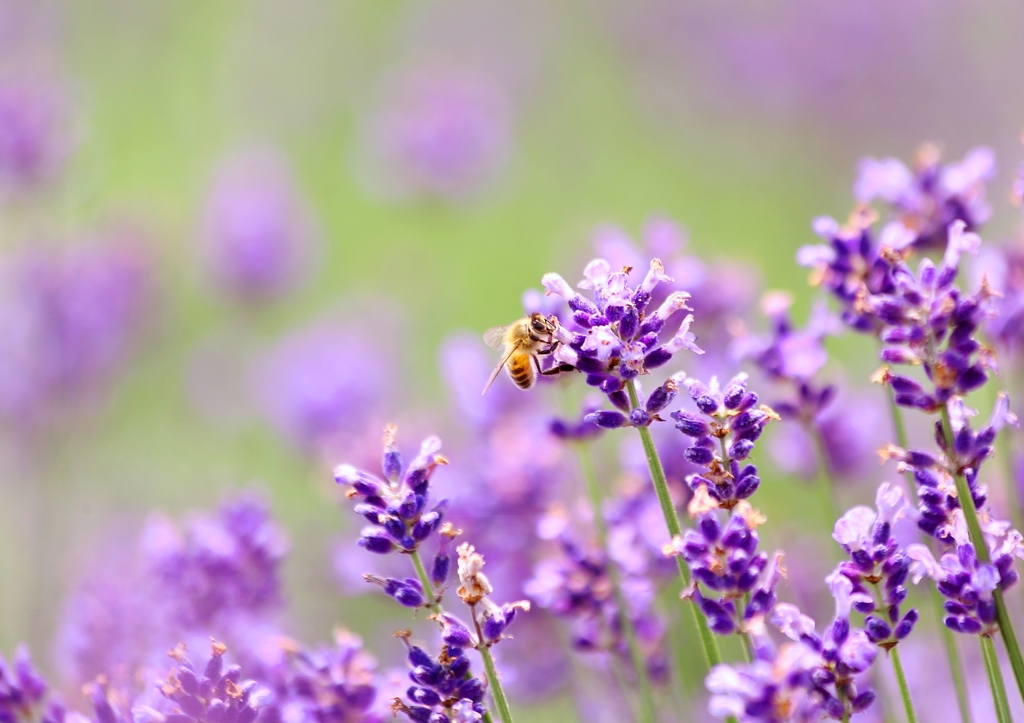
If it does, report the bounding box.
[854,144,994,251]
[830,484,918,649]
[880,395,1016,543]
[666,504,783,636]
[670,374,775,509]
[261,629,380,723]
[136,641,271,723]
[334,426,449,558]
[540,257,702,403]
[584,375,681,430]
[705,638,824,723]
[772,577,878,720]
[908,515,1023,635]
[525,507,667,679]
[391,633,487,723]
[861,221,996,410]
[364,524,460,609]
[797,208,899,333]
[0,646,65,723]
[742,292,835,385]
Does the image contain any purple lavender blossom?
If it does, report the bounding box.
[252,320,392,452]
[830,484,919,648]
[525,503,669,681]
[882,395,1016,543]
[670,374,776,509]
[907,514,1023,635]
[0,75,72,195]
[201,149,316,302]
[771,582,879,720]
[142,494,288,630]
[668,505,782,636]
[540,255,701,409]
[134,641,271,723]
[335,426,449,562]
[259,629,383,723]
[706,640,824,722]
[796,208,899,333]
[0,238,152,429]
[0,646,61,723]
[854,145,995,250]
[360,66,512,203]
[391,634,488,723]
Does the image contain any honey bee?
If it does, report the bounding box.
[482,313,571,394]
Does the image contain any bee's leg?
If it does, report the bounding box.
[536,339,560,356]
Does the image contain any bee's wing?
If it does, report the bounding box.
[483,325,510,350]
[482,341,521,395]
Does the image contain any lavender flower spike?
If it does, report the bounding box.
[670,374,777,509]
[831,483,919,648]
[907,511,1024,636]
[335,425,449,559]
[539,256,701,409]
[143,641,271,723]
[391,632,488,723]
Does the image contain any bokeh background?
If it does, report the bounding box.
[3,1,1024,720]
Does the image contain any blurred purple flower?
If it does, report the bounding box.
[252,320,392,452]
[767,388,887,483]
[0,75,72,195]
[142,494,288,630]
[359,66,513,203]
[855,145,995,251]
[259,630,383,723]
[0,237,152,429]
[201,149,316,302]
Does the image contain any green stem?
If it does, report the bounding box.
[576,445,659,723]
[479,643,516,723]
[626,381,724,671]
[981,635,1013,723]
[409,549,441,614]
[889,647,919,723]
[940,404,1024,705]
[888,393,973,722]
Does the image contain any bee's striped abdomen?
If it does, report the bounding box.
[507,353,536,389]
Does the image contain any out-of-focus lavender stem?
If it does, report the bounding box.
[575,443,658,723]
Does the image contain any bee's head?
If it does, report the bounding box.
[529,313,556,336]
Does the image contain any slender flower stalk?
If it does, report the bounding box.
[938,405,1024,703]
[981,635,1013,723]
[888,647,917,723]
[627,380,726,672]
[575,444,658,723]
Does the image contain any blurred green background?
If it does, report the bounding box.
[3,2,1024,717]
